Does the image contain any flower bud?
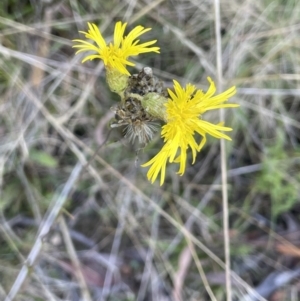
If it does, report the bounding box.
[106,68,128,97]
[140,92,168,122]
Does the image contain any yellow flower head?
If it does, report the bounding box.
[142,78,238,185]
[73,21,160,75]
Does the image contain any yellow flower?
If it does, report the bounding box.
[141,78,238,185]
[73,21,160,75]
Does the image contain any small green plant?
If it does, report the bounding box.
[254,131,299,218]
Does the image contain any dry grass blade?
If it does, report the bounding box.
[59,216,92,301]
[4,163,82,301]
[173,246,192,301]
[214,0,232,300]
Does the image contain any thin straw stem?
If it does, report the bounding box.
[213,0,232,300]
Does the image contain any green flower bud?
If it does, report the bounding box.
[106,68,128,98]
[141,92,168,122]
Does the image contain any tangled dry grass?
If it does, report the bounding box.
[1,0,300,300]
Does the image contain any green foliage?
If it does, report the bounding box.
[0,0,33,22]
[254,131,299,218]
[0,180,22,213]
[230,243,253,256]
[29,150,58,168]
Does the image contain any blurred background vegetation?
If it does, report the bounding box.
[1,0,300,300]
